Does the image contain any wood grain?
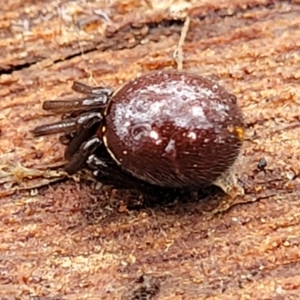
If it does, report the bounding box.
[0,0,300,299]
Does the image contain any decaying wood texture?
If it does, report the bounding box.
[1,0,300,299]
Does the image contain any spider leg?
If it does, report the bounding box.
[72,81,113,97]
[64,121,100,160]
[86,153,185,203]
[86,153,176,195]
[42,96,106,113]
[86,153,142,188]
[64,135,101,175]
[32,118,77,137]
[41,82,113,114]
[32,111,102,137]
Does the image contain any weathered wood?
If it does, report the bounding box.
[1,0,300,299]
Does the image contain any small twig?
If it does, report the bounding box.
[173,16,190,70]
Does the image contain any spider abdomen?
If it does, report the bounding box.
[102,70,244,188]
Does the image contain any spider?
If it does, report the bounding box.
[32,70,244,194]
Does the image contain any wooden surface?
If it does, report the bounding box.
[1,0,300,299]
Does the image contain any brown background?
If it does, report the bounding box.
[1,0,300,299]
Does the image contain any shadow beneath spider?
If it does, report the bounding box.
[82,183,225,225]
[125,184,224,211]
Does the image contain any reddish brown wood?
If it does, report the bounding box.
[0,0,300,299]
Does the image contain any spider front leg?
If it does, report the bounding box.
[32,82,114,162]
[32,111,103,137]
[71,81,113,98]
[42,82,113,113]
[32,81,112,138]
